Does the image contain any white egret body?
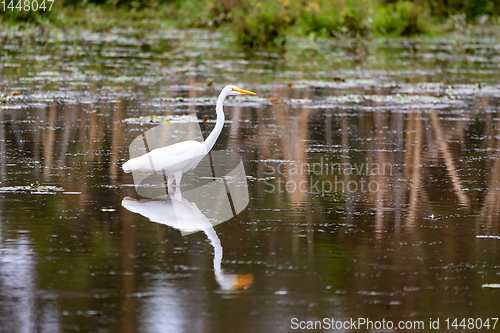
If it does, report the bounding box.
[122,85,256,186]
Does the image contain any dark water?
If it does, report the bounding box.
[1,28,500,332]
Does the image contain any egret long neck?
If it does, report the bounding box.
[204,92,226,151]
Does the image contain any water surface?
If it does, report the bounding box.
[1,29,500,332]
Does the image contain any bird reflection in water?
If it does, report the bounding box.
[122,193,253,291]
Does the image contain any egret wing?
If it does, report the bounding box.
[145,140,207,174]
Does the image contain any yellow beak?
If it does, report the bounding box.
[233,87,257,95]
[234,274,254,289]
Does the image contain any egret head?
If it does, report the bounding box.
[223,85,257,97]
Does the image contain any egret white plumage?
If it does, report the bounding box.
[122,85,256,186]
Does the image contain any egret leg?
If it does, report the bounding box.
[167,175,174,195]
[173,186,183,201]
[174,172,182,187]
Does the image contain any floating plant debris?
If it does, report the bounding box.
[476,235,500,240]
[325,93,465,106]
[123,114,232,124]
[0,185,65,194]
[482,284,500,289]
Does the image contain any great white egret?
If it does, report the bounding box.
[122,85,257,187]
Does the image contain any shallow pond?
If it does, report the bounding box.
[1,29,500,332]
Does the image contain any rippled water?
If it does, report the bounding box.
[1,28,500,332]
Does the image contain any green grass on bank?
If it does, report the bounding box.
[1,0,499,48]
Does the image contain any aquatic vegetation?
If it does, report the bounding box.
[0,90,22,104]
[325,93,466,106]
[123,114,233,125]
[0,185,65,194]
